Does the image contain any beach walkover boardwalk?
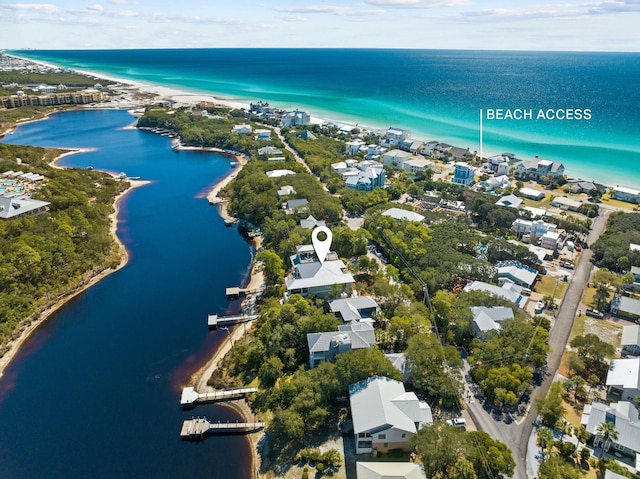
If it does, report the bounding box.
[180,386,258,408]
[180,417,265,441]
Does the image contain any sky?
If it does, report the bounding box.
[1,0,639,51]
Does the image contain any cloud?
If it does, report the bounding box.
[363,0,470,8]
[436,1,640,22]
[1,3,59,14]
[278,14,307,22]
[273,5,383,16]
[107,0,128,4]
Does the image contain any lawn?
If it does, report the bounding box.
[601,194,637,211]
[536,275,567,298]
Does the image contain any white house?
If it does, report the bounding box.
[516,158,565,180]
[403,157,434,174]
[232,124,252,135]
[283,198,309,215]
[495,194,523,209]
[382,207,425,222]
[0,195,50,220]
[307,322,375,368]
[606,358,640,401]
[540,231,562,250]
[471,306,514,338]
[581,401,640,457]
[551,196,582,211]
[285,244,355,298]
[463,280,528,309]
[266,169,296,178]
[385,127,411,147]
[612,186,640,204]
[511,219,556,243]
[277,185,295,198]
[356,462,427,479]
[478,174,511,192]
[518,187,545,201]
[281,110,310,127]
[345,166,385,191]
[451,163,475,187]
[258,146,282,157]
[349,376,432,454]
[346,139,366,155]
[382,149,411,169]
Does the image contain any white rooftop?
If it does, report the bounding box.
[382,207,425,222]
[266,169,296,178]
[622,324,640,347]
[606,358,640,390]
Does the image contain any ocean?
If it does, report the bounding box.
[12,48,640,188]
[0,110,254,479]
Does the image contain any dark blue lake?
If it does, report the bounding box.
[0,109,253,479]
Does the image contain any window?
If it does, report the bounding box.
[384,443,388,448]
[401,433,406,438]
[378,434,386,440]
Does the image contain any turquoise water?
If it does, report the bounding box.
[11,49,640,187]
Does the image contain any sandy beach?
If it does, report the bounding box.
[0,148,150,379]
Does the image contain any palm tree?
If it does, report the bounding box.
[596,421,619,458]
[555,418,572,445]
[537,427,554,458]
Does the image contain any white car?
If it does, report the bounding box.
[534,301,545,313]
[446,417,467,427]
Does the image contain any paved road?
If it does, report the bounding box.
[465,207,612,478]
[273,127,314,176]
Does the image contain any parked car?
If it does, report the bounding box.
[535,301,545,314]
[446,417,467,428]
[562,261,574,269]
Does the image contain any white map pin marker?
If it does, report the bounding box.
[312,226,332,264]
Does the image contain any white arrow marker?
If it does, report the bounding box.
[312,226,332,264]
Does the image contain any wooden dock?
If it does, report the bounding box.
[180,417,265,440]
[207,313,258,329]
[225,287,264,300]
[181,386,258,407]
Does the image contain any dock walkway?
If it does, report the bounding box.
[180,417,265,440]
[181,386,258,407]
[207,313,258,329]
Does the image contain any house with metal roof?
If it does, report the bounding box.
[581,401,640,457]
[328,296,380,323]
[606,358,640,401]
[285,244,355,298]
[299,215,326,229]
[0,195,50,220]
[497,261,538,288]
[349,376,432,454]
[495,194,523,209]
[463,280,527,309]
[307,322,375,368]
[277,185,295,198]
[382,149,411,168]
[381,207,425,222]
[283,198,309,215]
[611,294,640,321]
[356,462,427,479]
[471,306,514,338]
[622,324,640,357]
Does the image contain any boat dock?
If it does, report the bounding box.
[225,287,263,300]
[207,312,258,329]
[180,417,265,440]
[180,386,258,408]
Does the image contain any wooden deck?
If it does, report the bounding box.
[181,386,258,407]
[180,417,265,440]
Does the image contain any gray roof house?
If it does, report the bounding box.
[622,324,640,357]
[497,261,538,288]
[611,294,640,320]
[349,376,432,454]
[285,244,355,298]
[471,306,514,338]
[495,194,523,209]
[283,198,309,215]
[356,462,427,479]
[299,215,326,229]
[328,296,380,323]
[463,280,528,309]
[0,195,50,220]
[581,401,640,457]
[307,322,375,368]
[606,358,640,401]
